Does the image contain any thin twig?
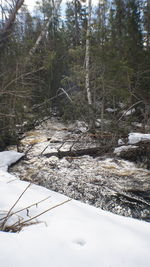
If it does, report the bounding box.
[3,67,45,92]
[40,139,52,156]
[118,100,143,122]
[58,88,73,102]
[14,199,71,228]
[0,196,51,222]
[32,86,76,111]
[1,183,31,230]
[7,178,18,183]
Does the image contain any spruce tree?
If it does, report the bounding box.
[125,0,143,62]
[65,0,87,47]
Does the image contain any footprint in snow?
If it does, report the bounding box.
[73,238,86,247]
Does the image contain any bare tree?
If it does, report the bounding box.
[29,0,62,57]
[0,0,24,47]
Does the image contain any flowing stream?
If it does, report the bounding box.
[10,118,150,222]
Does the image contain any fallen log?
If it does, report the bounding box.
[44,145,112,159]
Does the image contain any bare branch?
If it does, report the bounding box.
[14,198,71,228]
[2,66,45,92]
[0,196,51,222]
[0,0,25,47]
[1,183,31,230]
[118,100,143,122]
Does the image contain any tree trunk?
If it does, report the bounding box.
[28,0,62,57]
[0,0,25,47]
[101,76,105,133]
[85,0,95,131]
[85,0,92,106]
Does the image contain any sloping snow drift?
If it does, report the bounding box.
[0,151,150,267]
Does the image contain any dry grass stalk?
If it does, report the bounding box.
[0,182,71,233]
[1,183,31,231]
[12,198,71,229]
[0,196,51,222]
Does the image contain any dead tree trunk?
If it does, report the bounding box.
[0,0,24,47]
[28,0,62,57]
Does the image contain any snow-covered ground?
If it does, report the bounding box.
[128,132,150,144]
[0,151,150,267]
[114,132,150,156]
[0,151,24,171]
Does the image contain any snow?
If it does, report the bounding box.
[124,108,136,116]
[106,107,118,113]
[118,138,125,145]
[0,151,150,267]
[95,118,110,127]
[128,133,150,144]
[114,132,150,154]
[131,122,143,128]
[114,145,137,156]
[0,151,24,171]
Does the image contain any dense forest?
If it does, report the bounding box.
[0,0,150,149]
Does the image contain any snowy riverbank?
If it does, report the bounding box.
[0,151,150,267]
[9,118,150,221]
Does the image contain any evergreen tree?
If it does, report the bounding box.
[65,0,87,47]
[93,0,109,48]
[109,0,126,55]
[125,0,143,61]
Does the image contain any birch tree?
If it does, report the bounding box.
[85,0,92,106]
[85,0,95,131]
[29,0,62,57]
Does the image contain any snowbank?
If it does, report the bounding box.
[0,151,24,171]
[0,151,150,267]
[114,133,150,156]
[128,133,150,144]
